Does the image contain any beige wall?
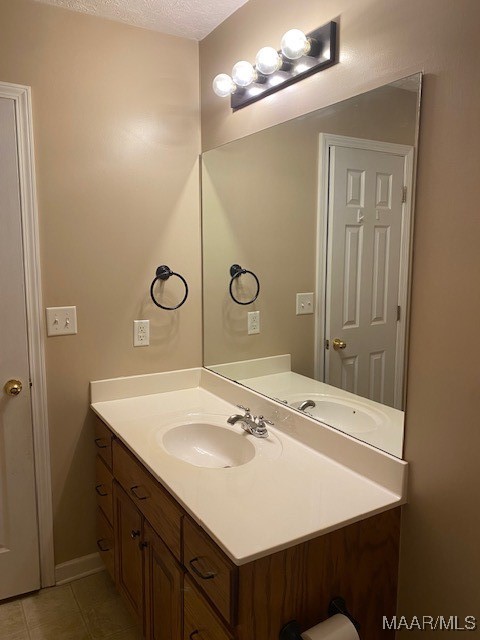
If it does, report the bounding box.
[1,0,478,622]
[0,0,201,564]
[200,0,480,631]
[203,115,316,375]
[203,85,417,378]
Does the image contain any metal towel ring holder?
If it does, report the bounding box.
[229,264,260,305]
[150,265,188,310]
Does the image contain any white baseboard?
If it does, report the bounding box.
[55,552,104,585]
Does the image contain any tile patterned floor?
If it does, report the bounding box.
[0,571,143,640]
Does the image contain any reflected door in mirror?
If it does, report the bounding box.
[325,144,407,409]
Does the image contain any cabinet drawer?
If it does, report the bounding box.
[184,517,237,625]
[95,456,114,525]
[94,416,114,469]
[184,576,233,640]
[112,439,182,560]
[96,507,115,581]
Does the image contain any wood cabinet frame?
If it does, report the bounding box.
[96,421,400,640]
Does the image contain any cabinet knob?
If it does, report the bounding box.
[139,541,149,550]
[130,529,141,539]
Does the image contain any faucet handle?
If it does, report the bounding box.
[251,415,272,438]
[237,404,251,414]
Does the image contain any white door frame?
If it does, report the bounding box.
[0,81,55,587]
[314,133,415,409]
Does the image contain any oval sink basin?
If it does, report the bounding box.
[287,394,386,434]
[162,423,256,468]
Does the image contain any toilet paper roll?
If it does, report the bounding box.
[301,614,360,640]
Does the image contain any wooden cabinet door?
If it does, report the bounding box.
[144,522,183,640]
[113,482,144,625]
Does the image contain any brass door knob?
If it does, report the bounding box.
[4,379,23,396]
[332,338,347,351]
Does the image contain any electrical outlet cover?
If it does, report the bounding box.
[134,320,150,347]
[248,311,260,335]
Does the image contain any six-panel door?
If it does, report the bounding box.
[326,144,406,408]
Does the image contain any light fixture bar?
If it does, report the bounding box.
[229,21,337,111]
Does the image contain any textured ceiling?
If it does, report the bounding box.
[35,0,248,40]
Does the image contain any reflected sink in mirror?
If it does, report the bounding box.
[162,423,256,468]
[232,367,404,456]
[285,393,386,434]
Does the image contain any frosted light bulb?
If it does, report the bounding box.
[212,73,236,98]
[255,47,281,75]
[281,29,310,60]
[232,60,256,87]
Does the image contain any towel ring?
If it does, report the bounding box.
[229,264,260,305]
[150,265,188,310]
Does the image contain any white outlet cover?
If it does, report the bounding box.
[248,311,260,335]
[134,320,150,347]
[296,293,314,315]
[46,306,78,336]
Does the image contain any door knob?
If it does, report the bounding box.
[4,379,23,396]
[332,338,347,351]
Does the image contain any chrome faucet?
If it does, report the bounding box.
[227,405,273,439]
[298,399,316,412]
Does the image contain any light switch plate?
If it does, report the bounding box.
[46,306,77,336]
[296,293,314,315]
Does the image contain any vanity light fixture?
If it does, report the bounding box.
[255,47,282,75]
[281,29,312,60]
[212,20,337,111]
[231,60,257,87]
[212,73,237,98]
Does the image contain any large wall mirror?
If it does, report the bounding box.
[202,73,422,458]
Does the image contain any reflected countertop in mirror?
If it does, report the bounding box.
[202,73,422,458]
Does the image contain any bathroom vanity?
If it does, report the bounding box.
[91,368,406,640]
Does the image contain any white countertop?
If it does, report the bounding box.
[91,368,406,565]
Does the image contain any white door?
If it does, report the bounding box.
[0,96,40,599]
[325,144,406,408]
